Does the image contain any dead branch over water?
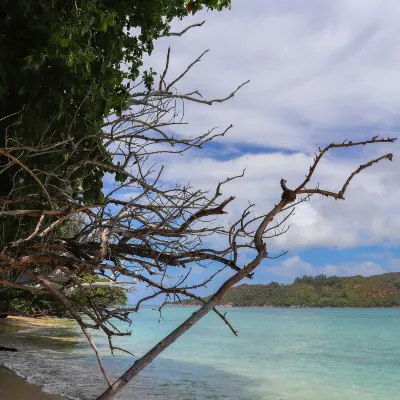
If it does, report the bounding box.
[0,45,396,399]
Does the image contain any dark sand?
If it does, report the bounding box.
[0,317,70,399]
[0,367,64,400]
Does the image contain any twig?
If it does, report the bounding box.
[167,20,206,37]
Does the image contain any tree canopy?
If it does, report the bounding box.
[0,275,127,318]
[0,0,232,319]
[0,0,231,242]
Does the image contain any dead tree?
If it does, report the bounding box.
[95,136,396,399]
[0,45,396,399]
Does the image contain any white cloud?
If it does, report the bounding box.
[358,251,394,260]
[121,0,400,252]
[143,0,400,151]
[322,260,385,277]
[266,255,386,278]
[158,148,400,250]
[266,255,316,277]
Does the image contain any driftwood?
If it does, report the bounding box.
[0,346,17,352]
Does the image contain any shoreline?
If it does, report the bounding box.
[0,367,65,400]
[166,304,400,308]
[0,316,69,400]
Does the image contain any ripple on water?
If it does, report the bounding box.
[1,308,400,400]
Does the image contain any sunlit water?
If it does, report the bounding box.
[1,307,400,399]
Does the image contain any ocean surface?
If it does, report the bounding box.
[1,307,400,400]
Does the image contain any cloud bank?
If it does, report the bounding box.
[131,0,400,289]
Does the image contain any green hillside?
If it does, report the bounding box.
[171,273,400,308]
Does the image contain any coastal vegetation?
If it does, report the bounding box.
[0,276,127,318]
[170,273,400,308]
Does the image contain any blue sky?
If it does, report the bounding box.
[122,0,400,303]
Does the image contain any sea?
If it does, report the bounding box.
[1,307,400,400]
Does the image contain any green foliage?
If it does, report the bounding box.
[71,275,128,309]
[0,0,231,243]
[0,275,127,317]
[0,0,230,320]
[294,274,343,288]
[71,285,128,309]
[173,273,400,308]
[0,289,67,317]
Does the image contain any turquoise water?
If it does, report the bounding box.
[1,307,400,399]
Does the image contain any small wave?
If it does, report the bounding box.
[1,361,26,379]
[42,385,81,400]
[15,326,41,334]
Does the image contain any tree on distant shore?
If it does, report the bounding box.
[0,2,397,399]
[172,273,400,308]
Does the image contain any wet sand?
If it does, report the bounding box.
[0,367,64,400]
[0,317,71,399]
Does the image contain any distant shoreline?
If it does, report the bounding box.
[166,273,400,309]
[166,304,400,309]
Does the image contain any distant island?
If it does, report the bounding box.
[169,273,400,308]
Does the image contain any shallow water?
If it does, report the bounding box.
[1,307,400,399]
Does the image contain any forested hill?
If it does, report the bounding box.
[170,273,400,308]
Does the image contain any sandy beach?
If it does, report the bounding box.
[0,316,70,400]
[0,367,64,400]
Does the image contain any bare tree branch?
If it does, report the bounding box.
[166,20,206,37]
[0,44,395,400]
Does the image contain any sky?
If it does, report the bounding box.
[128,0,400,301]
